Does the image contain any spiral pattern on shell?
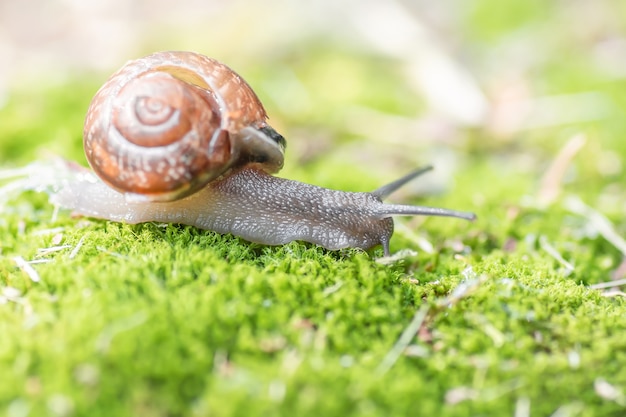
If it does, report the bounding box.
[84,51,274,201]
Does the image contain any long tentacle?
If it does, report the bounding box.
[378,203,476,221]
[371,166,433,199]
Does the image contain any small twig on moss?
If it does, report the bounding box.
[589,278,626,290]
[51,204,60,223]
[375,249,417,265]
[515,397,531,417]
[26,259,52,264]
[69,235,86,259]
[436,270,486,309]
[376,303,430,376]
[36,245,72,257]
[538,235,575,274]
[32,227,65,236]
[96,246,128,259]
[13,256,41,282]
[594,378,626,406]
[377,272,486,375]
[0,287,22,304]
[565,196,626,256]
[599,290,626,298]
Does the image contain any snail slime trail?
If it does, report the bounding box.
[43,51,476,256]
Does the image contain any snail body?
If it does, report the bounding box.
[52,51,475,256]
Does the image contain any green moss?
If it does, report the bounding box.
[2,190,626,416]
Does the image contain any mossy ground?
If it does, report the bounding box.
[2,2,626,416]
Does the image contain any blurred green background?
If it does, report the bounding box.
[1,0,624,200]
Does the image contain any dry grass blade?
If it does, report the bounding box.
[13,256,41,282]
[539,235,575,273]
[589,278,626,290]
[564,196,626,256]
[537,133,586,206]
[377,272,486,375]
[69,235,87,259]
[376,304,429,375]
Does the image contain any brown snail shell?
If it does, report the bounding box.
[83,51,285,202]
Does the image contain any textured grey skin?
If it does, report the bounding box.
[51,166,394,253]
[50,165,475,255]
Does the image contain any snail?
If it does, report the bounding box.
[49,51,476,256]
